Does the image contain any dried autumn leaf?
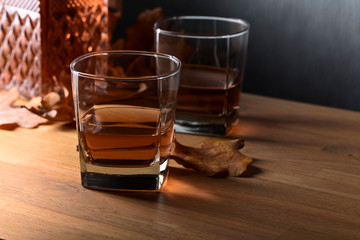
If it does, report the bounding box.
[124,7,165,51]
[0,88,48,128]
[25,86,74,121]
[171,138,253,177]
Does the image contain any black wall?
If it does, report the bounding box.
[120,0,360,111]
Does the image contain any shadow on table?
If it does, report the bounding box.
[229,113,353,148]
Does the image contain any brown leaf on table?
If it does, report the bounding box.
[171,138,253,177]
[0,88,48,129]
[123,7,165,51]
[24,86,74,121]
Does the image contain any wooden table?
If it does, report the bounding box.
[1,93,360,240]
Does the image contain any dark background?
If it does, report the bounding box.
[117,0,360,111]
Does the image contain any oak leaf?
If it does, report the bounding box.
[171,138,253,177]
[0,88,48,128]
[124,7,165,51]
[25,86,74,121]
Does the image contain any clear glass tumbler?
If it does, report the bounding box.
[154,16,249,135]
[70,51,181,191]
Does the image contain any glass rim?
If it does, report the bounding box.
[70,50,181,81]
[154,15,250,39]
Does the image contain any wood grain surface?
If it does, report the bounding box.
[1,93,360,240]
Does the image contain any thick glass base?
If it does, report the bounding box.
[81,170,168,191]
[175,112,237,135]
[79,149,169,191]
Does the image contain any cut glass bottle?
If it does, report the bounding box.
[0,0,109,98]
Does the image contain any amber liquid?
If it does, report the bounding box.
[177,64,241,117]
[80,105,174,167]
[175,64,241,134]
[0,0,108,99]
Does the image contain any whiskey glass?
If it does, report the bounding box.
[154,16,249,135]
[70,50,181,191]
